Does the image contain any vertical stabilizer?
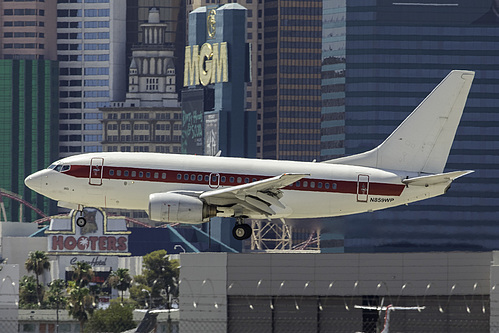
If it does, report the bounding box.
[324,70,475,174]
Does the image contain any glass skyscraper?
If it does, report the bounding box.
[57,0,126,156]
[263,0,322,161]
[0,60,59,221]
[322,0,499,252]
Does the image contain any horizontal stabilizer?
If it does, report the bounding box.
[402,170,473,187]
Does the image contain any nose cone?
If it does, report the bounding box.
[25,170,44,193]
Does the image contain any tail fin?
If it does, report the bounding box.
[324,70,475,174]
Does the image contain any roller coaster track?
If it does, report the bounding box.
[0,188,48,222]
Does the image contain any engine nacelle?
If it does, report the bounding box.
[148,192,217,224]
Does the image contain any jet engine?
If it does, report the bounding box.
[148,192,217,224]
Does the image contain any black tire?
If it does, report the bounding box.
[76,217,87,228]
[232,223,252,240]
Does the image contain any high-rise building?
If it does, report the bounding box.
[0,0,57,61]
[126,0,185,93]
[262,0,322,161]
[102,8,182,155]
[321,0,499,252]
[0,0,59,221]
[57,0,126,157]
[187,0,264,157]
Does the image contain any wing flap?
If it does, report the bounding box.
[402,170,473,187]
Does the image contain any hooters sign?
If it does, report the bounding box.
[47,208,130,255]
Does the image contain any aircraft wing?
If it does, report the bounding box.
[199,173,308,216]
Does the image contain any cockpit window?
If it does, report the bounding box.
[49,164,70,172]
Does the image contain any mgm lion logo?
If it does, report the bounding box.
[207,8,216,38]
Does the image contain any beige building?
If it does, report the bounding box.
[101,8,182,155]
[0,0,57,60]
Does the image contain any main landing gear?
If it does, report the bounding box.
[232,218,252,241]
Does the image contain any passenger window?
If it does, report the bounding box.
[310,181,315,188]
[124,171,129,177]
[162,173,167,179]
[146,172,151,178]
[205,175,209,182]
[237,177,242,183]
[318,182,322,189]
[332,183,337,190]
[117,170,121,176]
[325,183,330,190]
[296,181,301,187]
[303,181,308,187]
[221,176,226,183]
[191,174,196,181]
[245,177,249,183]
[109,169,114,176]
[177,173,181,180]
[139,171,144,177]
[184,174,189,180]
[198,175,203,181]
[230,177,235,183]
[132,171,136,177]
[154,172,159,179]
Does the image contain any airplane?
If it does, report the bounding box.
[354,304,426,333]
[25,70,475,241]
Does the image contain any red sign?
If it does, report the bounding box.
[51,235,128,252]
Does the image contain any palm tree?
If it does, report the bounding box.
[66,280,93,332]
[70,261,94,287]
[25,251,50,305]
[106,268,132,303]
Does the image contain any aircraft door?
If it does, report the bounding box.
[89,158,104,186]
[209,173,220,189]
[357,174,369,202]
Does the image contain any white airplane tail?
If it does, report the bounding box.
[324,70,475,174]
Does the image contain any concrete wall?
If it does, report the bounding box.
[2,237,47,278]
[179,252,496,333]
[0,264,19,332]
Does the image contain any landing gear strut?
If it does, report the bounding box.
[232,218,252,240]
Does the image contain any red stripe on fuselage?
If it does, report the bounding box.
[63,165,405,196]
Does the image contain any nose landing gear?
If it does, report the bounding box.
[232,218,252,240]
[76,210,86,227]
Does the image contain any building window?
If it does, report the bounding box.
[146,78,159,91]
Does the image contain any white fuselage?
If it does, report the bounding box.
[25,152,449,222]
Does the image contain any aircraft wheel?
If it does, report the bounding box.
[232,223,252,240]
[76,217,87,228]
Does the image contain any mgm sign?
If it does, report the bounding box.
[184,42,228,87]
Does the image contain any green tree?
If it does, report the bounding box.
[71,261,94,287]
[25,251,50,305]
[46,279,67,309]
[84,300,136,333]
[106,268,132,303]
[19,275,41,308]
[67,280,94,333]
[130,250,179,309]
